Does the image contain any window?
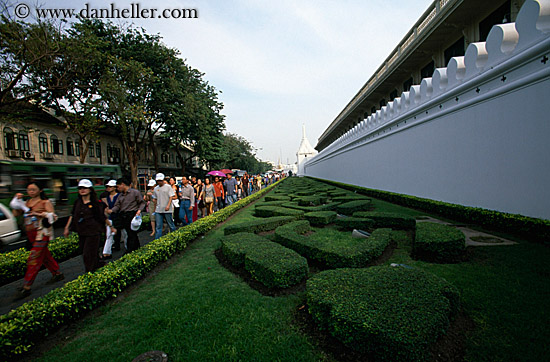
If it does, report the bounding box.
[75,140,80,156]
[107,144,112,158]
[95,142,102,159]
[112,146,120,159]
[169,152,174,164]
[39,133,48,153]
[161,152,168,163]
[18,131,30,151]
[389,89,398,102]
[89,142,95,157]
[479,0,511,42]
[67,138,75,156]
[51,135,63,154]
[403,77,414,92]
[421,60,435,80]
[3,127,17,150]
[444,37,465,66]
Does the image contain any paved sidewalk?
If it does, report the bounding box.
[0,228,158,316]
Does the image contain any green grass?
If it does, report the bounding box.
[32,183,550,362]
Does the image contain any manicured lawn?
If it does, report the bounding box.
[32,189,550,361]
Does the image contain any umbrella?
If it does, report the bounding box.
[207,170,226,177]
[220,169,233,174]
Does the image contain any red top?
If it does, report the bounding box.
[213,182,225,197]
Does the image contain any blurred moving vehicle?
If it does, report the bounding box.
[0,203,21,245]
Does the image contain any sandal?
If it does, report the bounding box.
[46,273,65,285]
[14,287,31,300]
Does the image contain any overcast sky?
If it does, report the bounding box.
[17,0,433,165]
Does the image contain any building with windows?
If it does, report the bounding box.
[1,104,203,191]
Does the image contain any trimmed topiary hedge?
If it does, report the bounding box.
[264,195,291,202]
[254,206,305,219]
[413,222,466,263]
[281,202,341,212]
[296,195,327,206]
[275,222,393,268]
[313,177,550,244]
[353,211,416,230]
[307,266,460,361]
[0,179,282,360]
[254,200,288,208]
[220,232,272,266]
[245,243,308,288]
[336,200,372,215]
[224,216,296,235]
[304,211,337,226]
[335,216,375,231]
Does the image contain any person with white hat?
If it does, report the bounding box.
[100,180,120,259]
[64,179,113,272]
[143,179,157,237]
[152,173,177,239]
[107,178,145,253]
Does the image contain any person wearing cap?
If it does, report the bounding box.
[107,178,145,253]
[64,179,113,272]
[143,179,157,237]
[179,176,195,225]
[152,173,177,239]
[101,180,120,259]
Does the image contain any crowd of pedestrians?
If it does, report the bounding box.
[9,170,286,299]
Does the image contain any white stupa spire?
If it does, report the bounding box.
[296,124,317,173]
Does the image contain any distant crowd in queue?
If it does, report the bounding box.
[9,171,284,299]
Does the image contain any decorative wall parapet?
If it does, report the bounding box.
[305,0,550,168]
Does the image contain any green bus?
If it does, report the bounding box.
[0,160,121,217]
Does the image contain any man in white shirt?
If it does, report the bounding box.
[152,173,177,239]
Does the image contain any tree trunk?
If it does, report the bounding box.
[129,150,139,189]
[79,138,88,164]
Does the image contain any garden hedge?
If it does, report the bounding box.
[335,216,375,231]
[304,211,337,226]
[220,232,271,266]
[264,195,291,202]
[254,206,305,219]
[280,202,341,212]
[353,211,416,230]
[244,243,308,288]
[307,266,460,361]
[0,179,282,360]
[336,200,372,215]
[275,221,393,268]
[413,222,466,263]
[313,177,550,244]
[223,216,296,235]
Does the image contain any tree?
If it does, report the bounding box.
[41,19,114,163]
[0,10,70,109]
[213,133,271,174]
[157,64,226,175]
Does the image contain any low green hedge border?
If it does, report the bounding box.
[304,211,337,226]
[413,222,466,263]
[312,177,550,244]
[0,180,282,360]
[307,266,460,361]
[353,211,416,230]
[336,200,372,215]
[275,221,393,268]
[280,202,341,212]
[245,242,308,289]
[224,216,296,235]
[220,232,271,267]
[254,206,305,219]
[0,216,151,287]
[335,217,375,231]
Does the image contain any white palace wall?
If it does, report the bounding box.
[303,0,550,220]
